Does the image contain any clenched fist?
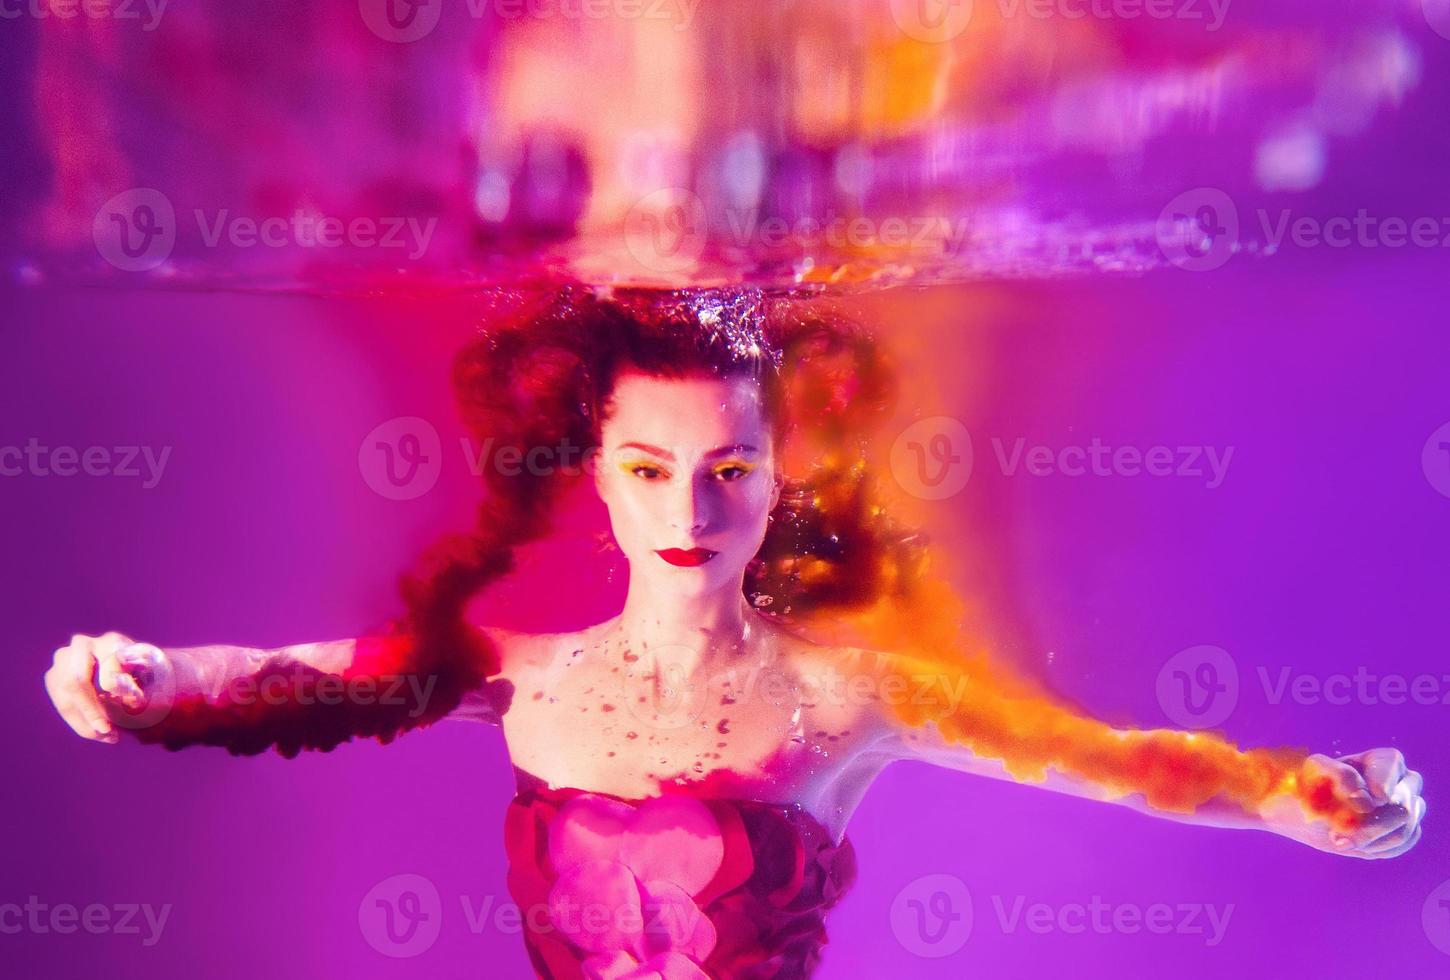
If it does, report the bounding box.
[1265,748,1427,859]
[44,632,173,742]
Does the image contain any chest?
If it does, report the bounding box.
[499,649,876,807]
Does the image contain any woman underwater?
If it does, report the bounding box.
[44,287,1427,979]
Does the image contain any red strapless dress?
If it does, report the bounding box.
[504,767,859,979]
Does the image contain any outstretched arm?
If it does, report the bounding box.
[843,648,1426,860]
[50,627,509,757]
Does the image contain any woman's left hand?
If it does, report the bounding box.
[1269,748,1426,859]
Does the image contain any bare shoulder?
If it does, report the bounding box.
[756,615,911,685]
[460,623,603,725]
[475,620,612,681]
[792,641,994,764]
[756,617,902,749]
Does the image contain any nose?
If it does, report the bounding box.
[669,474,712,538]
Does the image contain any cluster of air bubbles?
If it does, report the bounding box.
[649,288,783,371]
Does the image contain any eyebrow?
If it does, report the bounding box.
[617,442,761,461]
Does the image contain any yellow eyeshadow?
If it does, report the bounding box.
[616,459,752,478]
[714,461,754,476]
[621,460,667,475]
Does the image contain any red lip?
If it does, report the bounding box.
[656,547,718,567]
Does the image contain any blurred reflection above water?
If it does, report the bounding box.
[10,0,1436,290]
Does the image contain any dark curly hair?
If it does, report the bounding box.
[395,283,928,706]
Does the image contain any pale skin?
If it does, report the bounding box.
[46,370,1425,857]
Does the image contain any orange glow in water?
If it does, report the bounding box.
[822,572,1366,835]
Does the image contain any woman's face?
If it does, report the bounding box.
[594,369,782,598]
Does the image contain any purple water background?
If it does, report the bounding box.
[4,251,1449,978]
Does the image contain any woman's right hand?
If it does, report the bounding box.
[44,631,168,744]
